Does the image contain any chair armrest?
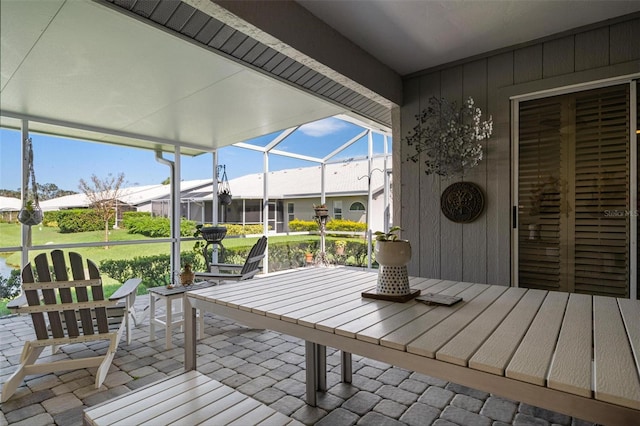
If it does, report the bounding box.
[194,272,242,279]
[209,263,243,271]
[210,262,243,268]
[6,292,27,310]
[109,278,142,301]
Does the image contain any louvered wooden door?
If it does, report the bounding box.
[517,84,633,297]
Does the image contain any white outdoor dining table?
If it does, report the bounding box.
[184,267,640,425]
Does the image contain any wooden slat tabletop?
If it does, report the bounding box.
[187,267,640,416]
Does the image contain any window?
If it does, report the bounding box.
[287,202,294,222]
[350,202,366,212]
[333,201,342,219]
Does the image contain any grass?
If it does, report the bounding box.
[0,223,353,316]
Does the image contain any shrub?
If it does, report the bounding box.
[0,269,21,299]
[100,251,205,289]
[194,224,269,237]
[326,219,367,233]
[58,209,112,233]
[288,219,318,232]
[43,210,62,227]
[124,214,196,237]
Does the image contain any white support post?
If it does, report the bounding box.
[172,147,181,281]
[383,135,390,233]
[212,151,219,264]
[263,151,269,274]
[367,130,373,270]
[20,120,29,269]
[320,163,326,205]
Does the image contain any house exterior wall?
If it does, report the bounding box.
[398,14,640,287]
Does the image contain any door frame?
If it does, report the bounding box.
[510,75,638,298]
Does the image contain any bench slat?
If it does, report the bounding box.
[87,371,213,423]
[547,293,592,397]
[131,380,233,426]
[593,296,640,409]
[85,372,297,426]
[162,391,247,425]
[505,291,568,385]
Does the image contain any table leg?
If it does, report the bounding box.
[198,309,205,340]
[341,351,352,383]
[184,296,197,371]
[305,341,317,406]
[316,344,326,391]
[165,296,173,350]
[149,293,156,341]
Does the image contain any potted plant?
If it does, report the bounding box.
[218,189,232,206]
[305,251,314,265]
[334,240,346,255]
[193,224,227,243]
[180,263,195,286]
[373,226,412,296]
[18,199,43,226]
[313,203,329,218]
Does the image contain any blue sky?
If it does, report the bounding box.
[0,117,389,192]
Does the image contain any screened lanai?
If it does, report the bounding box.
[0,0,392,274]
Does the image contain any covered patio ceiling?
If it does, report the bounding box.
[0,0,349,156]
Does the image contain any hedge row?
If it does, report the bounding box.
[57,209,114,233]
[122,212,196,237]
[288,218,366,233]
[99,239,370,289]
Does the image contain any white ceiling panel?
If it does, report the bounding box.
[0,0,344,153]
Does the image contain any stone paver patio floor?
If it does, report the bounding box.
[0,297,597,426]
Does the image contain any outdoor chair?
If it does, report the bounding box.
[194,236,267,283]
[1,250,141,403]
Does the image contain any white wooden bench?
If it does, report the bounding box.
[83,371,302,426]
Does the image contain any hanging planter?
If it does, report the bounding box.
[404,96,492,178]
[217,165,232,206]
[18,137,43,226]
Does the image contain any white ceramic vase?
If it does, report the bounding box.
[374,240,412,295]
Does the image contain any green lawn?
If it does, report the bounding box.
[0,223,332,315]
[0,223,367,316]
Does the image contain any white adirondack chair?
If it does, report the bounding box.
[1,250,141,402]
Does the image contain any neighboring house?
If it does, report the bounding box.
[158,158,391,233]
[0,196,21,222]
[40,180,214,226]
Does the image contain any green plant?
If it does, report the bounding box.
[374,226,403,241]
[58,209,112,233]
[288,219,318,232]
[334,240,346,249]
[325,219,367,233]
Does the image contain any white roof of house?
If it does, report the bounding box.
[0,196,22,211]
[191,157,391,200]
[40,180,213,211]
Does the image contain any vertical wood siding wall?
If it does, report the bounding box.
[398,15,640,286]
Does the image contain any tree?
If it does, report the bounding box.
[36,183,77,200]
[78,173,125,247]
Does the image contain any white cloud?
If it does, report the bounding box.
[299,118,347,137]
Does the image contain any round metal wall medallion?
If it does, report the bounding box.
[441,182,485,223]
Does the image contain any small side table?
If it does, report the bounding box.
[148,282,213,349]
